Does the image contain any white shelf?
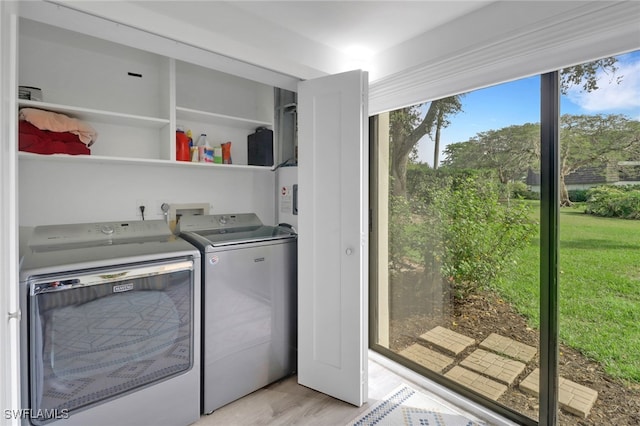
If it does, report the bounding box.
[18,151,275,171]
[176,106,271,130]
[18,100,170,128]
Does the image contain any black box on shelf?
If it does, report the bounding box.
[248,127,273,166]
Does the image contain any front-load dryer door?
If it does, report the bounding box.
[26,258,195,424]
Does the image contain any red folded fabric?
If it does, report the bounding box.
[19,120,91,155]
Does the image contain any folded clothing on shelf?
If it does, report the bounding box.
[19,107,98,146]
[19,120,90,155]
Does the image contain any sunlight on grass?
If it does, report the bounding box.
[500,201,640,383]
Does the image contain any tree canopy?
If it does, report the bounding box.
[441,123,540,184]
[388,57,625,199]
[559,114,640,205]
[442,114,640,205]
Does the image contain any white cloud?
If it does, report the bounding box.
[566,59,640,115]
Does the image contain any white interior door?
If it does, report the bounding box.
[297,69,368,406]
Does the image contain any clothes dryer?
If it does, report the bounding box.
[19,220,201,426]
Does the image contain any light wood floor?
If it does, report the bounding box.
[193,352,508,426]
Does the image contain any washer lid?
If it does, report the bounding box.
[178,213,296,246]
[191,225,296,247]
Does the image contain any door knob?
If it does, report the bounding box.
[345,248,353,255]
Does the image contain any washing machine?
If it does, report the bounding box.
[19,220,201,426]
[177,213,297,414]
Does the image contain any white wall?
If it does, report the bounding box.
[18,160,276,227]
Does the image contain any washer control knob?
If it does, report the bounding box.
[100,225,114,235]
[218,216,227,225]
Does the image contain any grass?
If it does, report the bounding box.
[499,200,640,383]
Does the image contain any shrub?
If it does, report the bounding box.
[568,189,589,203]
[389,194,418,270]
[585,185,640,219]
[416,175,537,299]
[506,181,529,199]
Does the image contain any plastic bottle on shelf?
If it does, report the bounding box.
[175,125,190,162]
[213,146,222,164]
[196,133,207,163]
[221,141,232,164]
[204,141,214,163]
[186,129,193,148]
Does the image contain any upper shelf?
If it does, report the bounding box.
[176,106,272,130]
[18,151,276,171]
[18,100,170,128]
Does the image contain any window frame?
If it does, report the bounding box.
[368,70,564,426]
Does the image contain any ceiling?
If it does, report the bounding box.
[129,0,496,79]
[44,0,640,98]
[226,1,494,56]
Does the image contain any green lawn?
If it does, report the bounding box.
[499,201,640,383]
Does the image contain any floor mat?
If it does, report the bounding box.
[348,384,487,426]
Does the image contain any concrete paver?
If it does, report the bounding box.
[479,333,537,363]
[519,368,598,419]
[460,348,526,385]
[420,326,475,356]
[445,366,508,400]
[401,327,599,420]
[399,343,454,373]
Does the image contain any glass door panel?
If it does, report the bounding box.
[371,77,541,422]
[557,50,640,424]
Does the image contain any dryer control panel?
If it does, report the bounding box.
[29,220,172,249]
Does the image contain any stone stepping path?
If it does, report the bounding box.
[420,325,475,355]
[519,368,599,419]
[405,326,598,420]
[460,348,526,385]
[479,332,537,363]
[445,366,508,400]
[399,343,454,373]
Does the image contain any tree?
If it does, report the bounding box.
[388,57,622,198]
[432,97,463,170]
[390,97,462,196]
[559,114,639,206]
[560,57,621,94]
[441,140,484,169]
[442,123,540,183]
[390,106,422,196]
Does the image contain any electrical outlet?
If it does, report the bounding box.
[135,199,149,219]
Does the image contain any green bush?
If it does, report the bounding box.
[585,185,640,219]
[416,175,537,299]
[506,181,528,199]
[568,189,589,203]
[389,194,418,269]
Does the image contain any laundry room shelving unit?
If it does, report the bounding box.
[16,15,276,171]
[174,59,275,168]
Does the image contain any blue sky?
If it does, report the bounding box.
[416,50,640,166]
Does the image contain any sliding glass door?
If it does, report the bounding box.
[370,50,640,425]
[370,76,541,424]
